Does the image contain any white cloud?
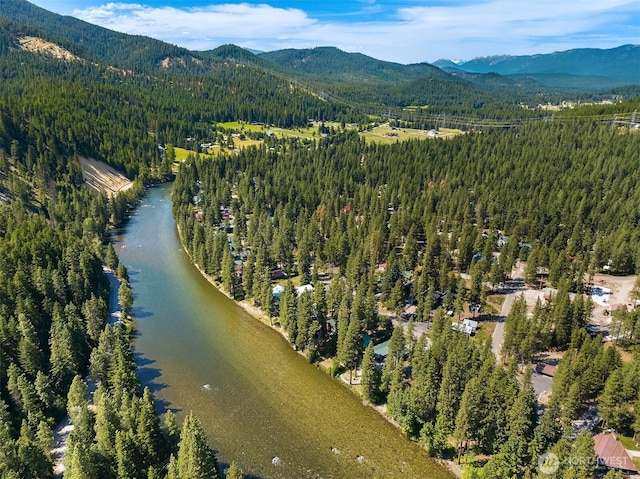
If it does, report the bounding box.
[72,3,316,50]
[60,1,639,62]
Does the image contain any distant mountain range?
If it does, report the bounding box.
[0,0,637,94]
[434,45,639,89]
[258,45,639,90]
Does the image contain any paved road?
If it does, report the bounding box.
[491,264,525,363]
[492,290,515,362]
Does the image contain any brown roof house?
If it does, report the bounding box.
[535,363,558,377]
[593,432,639,475]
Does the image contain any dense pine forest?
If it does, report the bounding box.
[171,118,640,478]
[0,0,639,477]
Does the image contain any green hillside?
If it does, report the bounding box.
[0,0,206,72]
[259,46,450,83]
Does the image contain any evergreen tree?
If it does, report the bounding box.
[222,248,235,298]
[116,430,140,479]
[381,326,405,394]
[529,398,562,467]
[106,243,119,270]
[136,387,165,466]
[175,412,219,479]
[0,400,19,477]
[163,410,180,455]
[259,267,274,319]
[16,419,52,479]
[386,279,405,317]
[453,377,482,463]
[524,248,539,286]
[295,291,313,351]
[503,368,537,469]
[419,415,450,458]
[600,368,632,430]
[17,314,45,378]
[360,343,379,403]
[565,431,596,479]
[226,461,243,479]
[93,384,119,460]
[119,279,134,318]
[436,341,468,432]
[339,314,362,384]
[67,375,89,425]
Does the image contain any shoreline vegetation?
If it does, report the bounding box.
[175,222,463,479]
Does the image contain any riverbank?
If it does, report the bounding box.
[177,227,462,478]
[51,267,123,478]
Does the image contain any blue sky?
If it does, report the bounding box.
[30,0,639,63]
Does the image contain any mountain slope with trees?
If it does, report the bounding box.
[259,46,450,83]
[0,0,207,72]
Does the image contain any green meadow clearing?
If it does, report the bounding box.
[360,125,463,144]
[174,122,464,160]
[215,120,341,139]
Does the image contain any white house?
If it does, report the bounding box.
[295,284,314,296]
[452,318,478,335]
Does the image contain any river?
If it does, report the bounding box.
[112,182,453,479]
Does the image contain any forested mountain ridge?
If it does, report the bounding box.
[258,46,451,83]
[0,22,355,179]
[0,0,208,72]
[0,0,637,124]
[434,44,640,88]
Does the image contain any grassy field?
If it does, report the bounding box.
[228,137,263,149]
[174,147,216,161]
[478,320,497,339]
[215,120,337,140]
[174,136,262,160]
[183,121,465,156]
[485,294,506,313]
[618,433,640,451]
[360,124,463,144]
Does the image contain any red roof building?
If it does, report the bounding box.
[535,363,558,377]
[593,432,639,474]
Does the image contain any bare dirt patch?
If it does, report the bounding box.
[79,157,133,197]
[588,273,637,330]
[591,273,637,308]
